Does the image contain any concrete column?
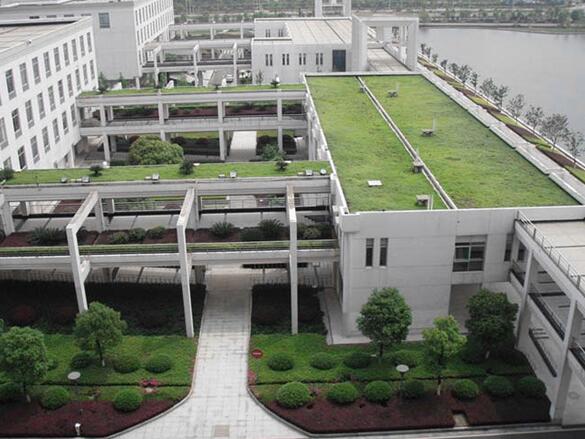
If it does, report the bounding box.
[158,102,165,125]
[94,197,106,233]
[309,126,316,161]
[103,135,111,162]
[516,249,536,339]
[0,195,15,235]
[187,187,199,230]
[314,0,323,17]
[287,185,298,335]
[351,16,367,71]
[160,130,166,141]
[110,135,117,153]
[233,43,238,86]
[106,106,114,121]
[277,127,284,153]
[193,266,206,284]
[177,187,196,338]
[99,106,106,127]
[105,198,115,215]
[66,226,88,312]
[192,45,199,81]
[342,0,352,16]
[406,22,418,71]
[219,129,226,161]
[217,100,224,123]
[135,77,141,89]
[277,98,283,121]
[240,21,244,39]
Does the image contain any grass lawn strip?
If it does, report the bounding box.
[363,75,577,208]
[81,83,305,97]
[307,76,446,212]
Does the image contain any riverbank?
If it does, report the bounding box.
[421,23,585,34]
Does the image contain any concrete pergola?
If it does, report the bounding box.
[315,0,352,17]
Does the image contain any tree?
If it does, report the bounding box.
[423,316,465,395]
[0,327,48,402]
[506,94,526,119]
[479,78,496,100]
[457,64,471,84]
[128,136,183,165]
[98,73,108,94]
[564,131,585,167]
[449,62,459,78]
[357,288,412,359]
[465,289,518,358]
[542,113,569,149]
[74,302,127,367]
[571,9,585,23]
[440,59,448,71]
[470,72,479,89]
[525,105,545,132]
[492,85,509,109]
[431,53,438,63]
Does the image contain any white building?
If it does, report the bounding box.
[0,18,97,170]
[0,0,174,79]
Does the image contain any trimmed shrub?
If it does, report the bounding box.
[51,306,77,325]
[388,350,420,368]
[309,353,337,370]
[145,354,173,373]
[401,380,425,400]
[113,354,141,373]
[70,351,94,369]
[241,228,264,242]
[297,224,321,240]
[109,232,130,244]
[267,353,294,371]
[128,228,146,243]
[28,227,66,246]
[0,382,21,403]
[517,376,546,399]
[146,226,166,240]
[211,221,234,239]
[460,338,486,364]
[40,386,70,410]
[113,389,143,412]
[364,381,392,404]
[258,219,283,240]
[276,382,311,408]
[9,304,38,326]
[343,352,371,369]
[484,376,514,398]
[0,167,15,181]
[452,379,480,401]
[327,382,360,405]
[179,159,194,175]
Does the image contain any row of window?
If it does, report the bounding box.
[136,11,173,46]
[3,34,92,102]
[264,52,324,67]
[264,28,285,38]
[365,238,388,267]
[134,0,172,27]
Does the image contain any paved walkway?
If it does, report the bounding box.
[116,268,303,439]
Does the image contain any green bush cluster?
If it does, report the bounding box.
[0,167,15,181]
[210,222,234,239]
[109,228,147,244]
[112,354,141,373]
[146,226,166,240]
[309,353,337,370]
[327,382,360,405]
[241,228,264,242]
[388,350,420,368]
[483,376,514,398]
[342,352,371,369]
[452,379,480,400]
[0,382,21,403]
[70,351,94,369]
[517,376,546,399]
[258,219,283,240]
[364,381,392,403]
[28,227,67,246]
[276,382,311,408]
[113,389,143,412]
[179,159,194,175]
[267,353,294,371]
[145,354,173,373]
[40,386,70,410]
[401,380,425,400]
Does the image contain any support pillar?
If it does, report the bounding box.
[219,129,226,161]
[0,195,15,235]
[105,198,115,215]
[406,22,418,71]
[110,135,117,153]
[177,187,196,338]
[516,249,536,340]
[103,135,111,162]
[94,196,106,233]
[66,226,88,313]
[240,21,244,39]
[277,126,283,153]
[106,106,114,121]
[314,0,323,17]
[135,76,141,89]
[277,98,283,121]
[287,185,298,335]
[217,100,224,123]
[99,106,106,127]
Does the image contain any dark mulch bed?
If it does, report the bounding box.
[265,395,454,434]
[186,228,289,243]
[538,146,575,168]
[0,231,98,247]
[0,400,172,437]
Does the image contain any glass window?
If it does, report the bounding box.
[504,234,513,262]
[98,12,111,29]
[6,70,15,99]
[37,93,46,119]
[82,65,88,84]
[87,32,92,52]
[42,126,50,152]
[72,39,78,61]
[19,63,29,91]
[3,158,12,171]
[48,86,56,110]
[32,57,41,83]
[58,80,65,103]
[63,43,70,65]
[52,118,60,143]
[70,104,77,126]
[30,136,39,162]
[365,238,374,267]
[17,146,26,170]
[0,118,7,149]
[453,240,486,272]
[67,74,73,97]
[25,100,34,128]
[11,109,21,138]
[53,47,61,71]
[379,238,388,267]
[89,60,95,80]
[517,243,526,262]
[43,51,51,77]
[79,35,85,57]
[62,111,69,134]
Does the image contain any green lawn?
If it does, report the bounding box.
[250,334,531,385]
[6,161,330,186]
[81,83,305,97]
[362,75,577,208]
[307,76,446,212]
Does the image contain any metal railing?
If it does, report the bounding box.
[529,290,566,339]
[528,328,558,377]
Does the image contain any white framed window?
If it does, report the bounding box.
[316,52,324,66]
[42,126,50,152]
[62,111,69,134]
[79,35,86,57]
[30,136,39,163]
[66,74,73,97]
[11,109,21,138]
[265,29,271,37]
[43,51,51,77]
[37,93,46,119]
[52,118,60,143]
[58,80,65,103]
[32,57,41,83]
[48,86,56,110]
[63,43,70,65]
[70,104,77,126]
[17,146,27,170]
[25,100,34,128]
[299,53,306,65]
[72,39,78,61]
[3,158,12,171]
[0,118,7,149]
[82,65,88,84]
[379,238,388,266]
[19,63,29,92]
[98,12,111,29]
[53,47,61,71]
[281,53,289,66]
[89,60,95,80]
[265,53,273,66]
[75,69,81,90]
[6,70,15,99]
[365,238,374,267]
[453,238,486,272]
[87,32,93,52]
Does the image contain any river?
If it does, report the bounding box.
[420,27,585,135]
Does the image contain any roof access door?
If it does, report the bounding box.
[332,50,346,72]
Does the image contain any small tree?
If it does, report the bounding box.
[98,73,108,94]
[479,78,496,100]
[448,62,459,78]
[457,64,471,84]
[254,70,264,85]
[492,85,509,109]
[357,288,412,359]
[128,136,184,165]
[440,59,448,71]
[470,72,479,89]
[564,131,585,167]
[465,289,518,358]
[0,327,48,402]
[506,94,526,119]
[74,302,127,367]
[525,105,545,132]
[422,316,465,395]
[431,53,438,63]
[542,113,569,149]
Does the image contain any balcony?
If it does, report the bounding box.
[529,328,558,377]
[529,291,568,339]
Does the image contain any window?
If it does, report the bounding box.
[67,74,73,97]
[25,100,34,128]
[82,65,88,84]
[17,146,26,170]
[517,242,526,262]
[0,118,7,149]
[52,118,60,143]
[63,43,70,65]
[265,53,273,66]
[72,39,78,61]
[379,238,388,267]
[504,234,513,262]
[75,69,81,91]
[98,12,111,28]
[299,53,306,65]
[11,109,21,138]
[316,52,323,66]
[43,51,51,77]
[79,35,85,57]
[19,63,29,91]
[53,47,61,71]
[86,32,92,52]
[62,111,69,134]
[57,80,65,103]
[453,239,486,272]
[3,158,12,171]
[265,29,271,37]
[89,60,95,80]
[48,86,56,110]
[278,28,284,37]
[6,70,15,99]
[37,93,46,119]
[365,238,374,267]
[70,104,77,126]
[42,126,50,152]
[30,136,39,163]
[32,57,41,83]
[281,53,289,66]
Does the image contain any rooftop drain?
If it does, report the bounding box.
[367,180,382,187]
[387,84,400,98]
[416,194,431,207]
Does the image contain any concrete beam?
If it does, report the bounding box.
[177,187,196,338]
[0,194,15,235]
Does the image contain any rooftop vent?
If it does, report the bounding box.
[416,194,430,207]
[367,180,382,187]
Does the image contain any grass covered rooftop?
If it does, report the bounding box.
[307,76,447,212]
[80,83,305,97]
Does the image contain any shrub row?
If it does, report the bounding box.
[109,227,166,244]
[70,352,173,374]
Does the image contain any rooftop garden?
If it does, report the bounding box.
[4,160,330,186]
[307,77,446,212]
[80,83,306,97]
[362,75,578,208]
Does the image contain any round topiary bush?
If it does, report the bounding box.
[145,354,173,373]
[327,382,360,405]
[517,376,546,399]
[267,353,294,371]
[276,382,311,408]
[113,354,141,374]
[9,304,38,326]
[0,382,21,403]
[343,352,371,369]
[113,389,143,412]
[452,379,480,401]
[484,376,514,398]
[40,386,70,410]
[364,381,392,404]
[388,350,420,368]
[309,353,337,370]
[401,380,425,400]
[70,351,94,369]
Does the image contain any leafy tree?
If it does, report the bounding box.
[128,136,183,165]
[571,9,585,23]
[449,62,459,77]
[492,85,509,109]
[423,316,465,395]
[525,105,545,132]
[470,72,479,89]
[357,288,412,359]
[542,113,569,149]
[440,59,448,71]
[479,78,496,100]
[98,73,108,94]
[74,302,127,367]
[506,94,526,119]
[431,53,438,63]
[564,131,585,167]
[457,64,471,84]
[0,327,48,402]
[465,289,518,358]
